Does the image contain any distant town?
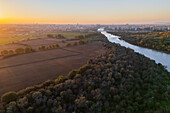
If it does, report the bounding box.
[0,24,170,35]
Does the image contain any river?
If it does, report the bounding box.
[98,28,170,72]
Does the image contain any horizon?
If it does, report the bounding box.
[0,0,170,24]
[0,22,170,25]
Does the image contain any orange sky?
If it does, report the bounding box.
[0,0,170,24]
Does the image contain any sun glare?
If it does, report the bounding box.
[0,13,2,19]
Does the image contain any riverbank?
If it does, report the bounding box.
[102,30,170,72]
[108,31,170,54]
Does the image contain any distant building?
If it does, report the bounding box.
[168,27,170,30]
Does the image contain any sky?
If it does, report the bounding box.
[0,0,170,24]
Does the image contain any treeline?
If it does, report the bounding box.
[47,34,65,39]
[38,44,60,51]
[0,40,89,58]
[66,40,88,47]
[47,33,101,40]
[0,47,34,57]
[38,40,88,50]
[0,42,169,113]
[109,31,170,54]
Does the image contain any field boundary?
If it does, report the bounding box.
[0,53,81,70]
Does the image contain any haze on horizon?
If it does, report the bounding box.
[0,0,170,24]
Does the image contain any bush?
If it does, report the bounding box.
[79,40,85,45]
[40,80,54,88]
[56,44,60,48]
[66,43,71,47]
[79,64,89,73]
[55,75,67,84]
[68,70,78,79]
[52,45,56,48]
[75,35,84,39]
[56,34,65,39]
[38,46,46,51]
[24,47,32,53]
[61,40,65,43]
[73,42,78,46]
[17,86,36,97]
[8,50,14,55]
[15,48,24,54]
[47,34,53,38]
[1,50,9,56]
[1,92,17,103]
[48,45,53,49]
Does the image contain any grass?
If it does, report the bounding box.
[0,33,39,45]
[81,36,99,41]
[47,32,89,39]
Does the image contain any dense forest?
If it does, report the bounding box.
[0,41,169,113]
[109,31,170,54]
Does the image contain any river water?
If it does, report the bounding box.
[99,29,170,72]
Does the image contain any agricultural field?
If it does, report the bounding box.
[46,32,90,39]
[0,40,106,96]
[0,32,39,45]
[0,31,102,57]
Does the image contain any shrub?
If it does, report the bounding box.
[79,64,89,73]
[52,45,56,48]
[68,70,78,79]
[24,47,32,53]
[75,35,84,39]
[17,86,36,97]
[8,50,14,55]
[1,92,17,103]
[26,107,33,113]
[48,45,53,49]
[40,80,54,88]
[47,34,53,38]
[66,43,71,47]
[79,40,85,45]
[56,34,65,39]
[1,50,9,56]
[61,40,65,43]
[55,75,67,84]
[73,42,78,46]
[15,48,24,54]
[56,44,60,48]
[88,86,92,92]
[38,46,46,51]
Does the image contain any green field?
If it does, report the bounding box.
[81,36,99,40]
[0,33,38,45]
